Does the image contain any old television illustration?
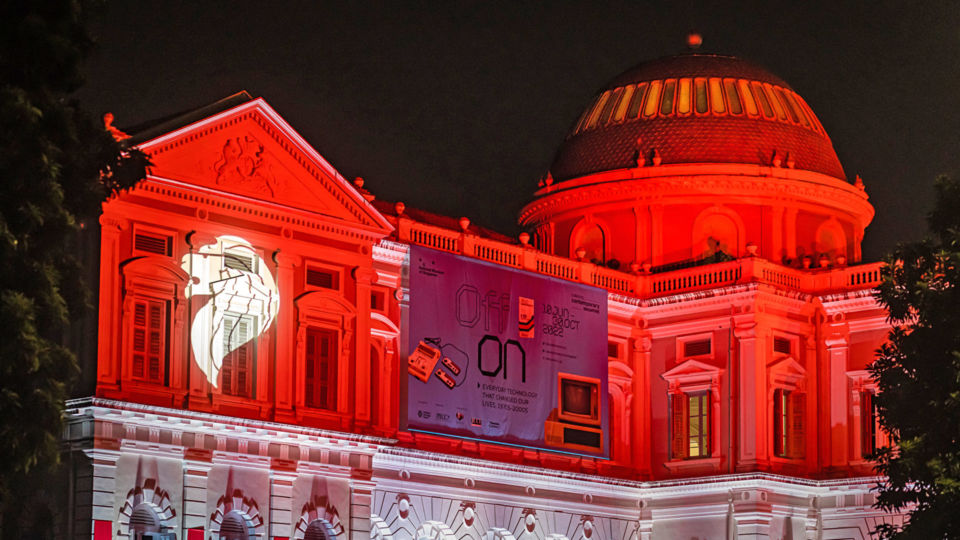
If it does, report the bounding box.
[544,372,604,454]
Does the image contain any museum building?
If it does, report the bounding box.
[63,50,904,539]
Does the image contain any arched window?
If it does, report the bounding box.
[815,219,847,262]
[220,510,251,540]
[129,503,161,539]
[692,207,743,259]
[570,218,609,264]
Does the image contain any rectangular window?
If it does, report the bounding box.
[224,252,255,273]
[683,338,711,357]
[607,340,620,359]
[306,266,339,291]
[133,230,172,257]
[709,78,726,113]
[688,392,710,458]
[774,388,805,458]
[626,82,648,119]
[370,290,386,312]
[670,392,710,459]
[677,78,692,115]
[774,388,789,457]
[694,78,709,114]
[305,327,338,410]
[643,80,662,118]
[660,79,677,116]
[131,298,168,384]
[612,85,635,122]
[221,313,255,398]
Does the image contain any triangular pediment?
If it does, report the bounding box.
[136,98,392,234]
[662,358,723,380]
[768,357,806,387]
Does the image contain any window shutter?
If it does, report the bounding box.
[221,318,234,395]
[861,390,874,457]
[147,302,163,382]
[305,330,317,407]
[670,393,687,459]
[131,299,165,382]
[132,301,147,378]
[773,389,785,457]
[790,392,806,458]
[236,318,250,397]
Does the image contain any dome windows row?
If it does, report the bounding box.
[571,77,826,136]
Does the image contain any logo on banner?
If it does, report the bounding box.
[518,296,535,338]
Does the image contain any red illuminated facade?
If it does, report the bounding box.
[64,53,902,540]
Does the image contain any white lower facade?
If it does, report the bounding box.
[63,399,903,540]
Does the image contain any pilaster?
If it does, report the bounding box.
[735,322,759,470]
[825,326,850,470]
[353,265,376,425]
[273,251,301,422]
[97,214,127,391]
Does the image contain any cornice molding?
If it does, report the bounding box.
[519,168,873,228]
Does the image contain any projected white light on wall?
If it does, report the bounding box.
[181,235,279,389]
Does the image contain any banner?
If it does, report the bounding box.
[405,246,609,457]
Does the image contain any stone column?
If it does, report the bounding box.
[771,206,784,261]
[784,208,798,260]
[650,205,663,266]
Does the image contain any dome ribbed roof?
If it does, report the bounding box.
[550,54,846,181]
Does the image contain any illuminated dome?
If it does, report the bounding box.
[520,51,873,270]
[551,54,846,181]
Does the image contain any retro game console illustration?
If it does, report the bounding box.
[544,372,604,453]
[408,340,441,382]
[408,339,465,389]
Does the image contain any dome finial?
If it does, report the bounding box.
[687,33,703,50]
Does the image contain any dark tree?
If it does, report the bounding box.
[0,1,147,534]
[872,175,960,539]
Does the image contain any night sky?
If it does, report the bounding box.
[76,1,960,261]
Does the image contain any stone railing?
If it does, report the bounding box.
[395,218,884,298]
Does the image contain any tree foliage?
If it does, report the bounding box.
[0,0,147,523]
[872,176,960,539]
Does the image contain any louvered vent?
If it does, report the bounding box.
[305,521,330,540]
[134,231,171,256]
[306,267,338,290]
[774,337,792,355]
[224,252,255,272]
[219,513,248,537]
[130,504,160,531]
[684,339,711,357]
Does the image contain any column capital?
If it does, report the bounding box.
[273,250,301,268]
